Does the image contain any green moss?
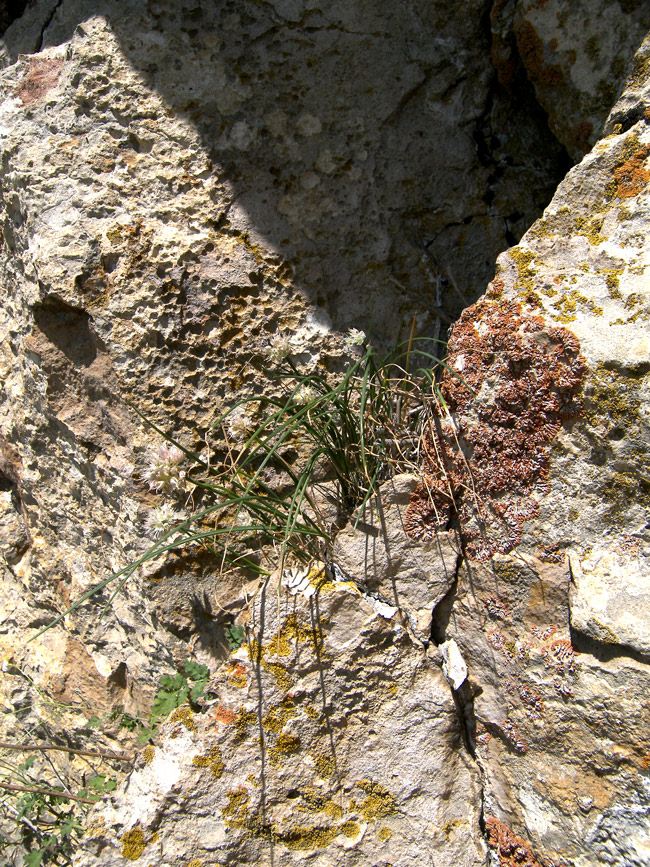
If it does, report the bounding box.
[120,827,146,861]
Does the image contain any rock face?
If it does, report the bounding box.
[0,1,648,866]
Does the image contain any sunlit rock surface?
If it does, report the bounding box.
[0,1,647,865]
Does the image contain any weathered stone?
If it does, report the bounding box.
[76,577,485,867]
[333,474,459,641]
[491,0,649,160]
[421,110,650,865]
[0,1,648,865]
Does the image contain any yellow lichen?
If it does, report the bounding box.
[192,745,224,778]
[222,787,251,829]
[120,826,146,861]
[269,732,301,767]
[378,826,393,841]
[314,754,336,778]
[277,824,339,850]
[262,696,296,733]
[142,745,155,765]
[510,247,537,295]
[169,706,197,733]
[233,707,256,741]
[342,821,362,838]
[355,780,397,820]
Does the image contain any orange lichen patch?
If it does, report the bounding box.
[487,278,505,300]
[475,722,492,746]
[485,817,553,867]
[541,639,579,677]
[405,299,584,560]
[514,20,563,88]
[228,662,248,689]
[213,705,237,725]
[16,57,64,105]
[613,144,650,198]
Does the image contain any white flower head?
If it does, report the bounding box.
[142,443,186,494]
[226,405,253,442]
[145,503,184,539]
[293,384,316,405]
[344,327,366,350]
[266,333,296,363]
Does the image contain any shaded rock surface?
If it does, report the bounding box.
[0,1,648,866]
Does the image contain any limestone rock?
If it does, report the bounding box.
[333,474,459,641]
[491,0,649,160]
[0,1,648,866]
[424,113,650,865]
[75,577,485,867]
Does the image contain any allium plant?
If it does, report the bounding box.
[34,331,457,637]
[142,443,186,493]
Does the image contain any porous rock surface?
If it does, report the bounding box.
[0,1,648,866]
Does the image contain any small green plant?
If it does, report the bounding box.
[225,623,245,651]
[149,661,212,726]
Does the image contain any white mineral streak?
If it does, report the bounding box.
[440,639,468,691]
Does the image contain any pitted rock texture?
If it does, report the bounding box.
[0,0,571,774]
[0,1,648,866]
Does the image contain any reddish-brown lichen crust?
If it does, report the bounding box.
[485,817,562,867]
[405,299,585,559]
